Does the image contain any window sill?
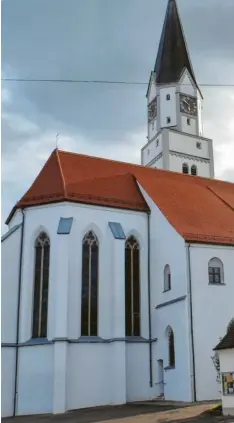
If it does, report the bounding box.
[208,282,226,286]
[164,365,175,371]
[79,336,101,342]
[21,338,52,347]
[163,289,171,293]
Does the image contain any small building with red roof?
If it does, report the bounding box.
[214,320,234,416]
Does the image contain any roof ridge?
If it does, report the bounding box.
[66,171,135,186]
[56,149,67,197]
[207,185,234,212]
[57,149,233,185]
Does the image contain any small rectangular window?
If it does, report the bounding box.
[109,222,126,240]
[196,142,202,149]
[156,139,159,147]
[166,94,170,100]
[167,117,171,124]
[57,217,73,234]
[187,118,191,125]
[208,267,221,284]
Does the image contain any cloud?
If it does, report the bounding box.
[2,0,234,232]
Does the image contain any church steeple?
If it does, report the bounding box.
[142,0,215,180]
[154,0,198,88]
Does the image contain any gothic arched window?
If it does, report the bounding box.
[81,231,99,336]
[167,326,175,367]
[208,257,224,284]
[182,163,189,174]
[125,236,140,336]
[191,165,197,176]
[32,232,50,338]
[164,264,171,291]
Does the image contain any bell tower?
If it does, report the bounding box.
[141,0,215,178]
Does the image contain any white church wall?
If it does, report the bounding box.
[1,347,16,417]
[148,117,158,140]
[19,208,60,343]
[155,300,192,401]
[126,343,157,401]
[148,75,157,104]
[159,86,177,129]
[138,184,192,401]
[1,225,21,343]
[17,345,54,415]
[169,154,211,178]
[181,116,197,135]
[142,133,163,166]
[66,343,113,410]
[7,209,23,230]
[197,94,203,136]
[179,70,197,97]
[10,201,153,414]
[169,131,210,159]
[153,157,163,169]
[190,244,234,401]
[66,202,149,340]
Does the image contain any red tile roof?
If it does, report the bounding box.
[7,149,234,246]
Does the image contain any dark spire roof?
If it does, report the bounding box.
[214,326,234,351]
[154,0,198,88]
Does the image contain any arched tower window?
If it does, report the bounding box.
[125,236,140,336]
[191,165,197,176]
[81,231,99,336]
[164,265,171,291]
[182,163,189,174]
[166,326,175,368]
[208,257,224,284]
[32,232,50,338]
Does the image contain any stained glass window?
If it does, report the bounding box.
[168,327,175,367]
[81,231,99,336]
[125,236,140,336]
[32,232,50,338]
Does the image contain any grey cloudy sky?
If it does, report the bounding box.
[2,0,234,232]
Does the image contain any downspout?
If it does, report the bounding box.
[186,243,197,402]
[13,209,25,416]
[147,211,153,387]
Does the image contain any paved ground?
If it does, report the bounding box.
[3,401,234,423]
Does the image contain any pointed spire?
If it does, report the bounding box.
[154,0,198,87]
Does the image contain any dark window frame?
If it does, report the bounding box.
[32,232,50,339]
[166,117,171,124]
[125,236,141,337]
[166,94,170,101]
[182,163,189,174]
[81,231,99,336]
[208,266,222,284]
[191,165,197,176]
[164,265,171,292]
[168,327,175,368]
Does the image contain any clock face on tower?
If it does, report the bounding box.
[180,94,198,116]
[148,98,157,122]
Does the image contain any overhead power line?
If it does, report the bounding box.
[2,77,234,87]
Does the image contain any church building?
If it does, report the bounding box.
[2,0,234,417]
